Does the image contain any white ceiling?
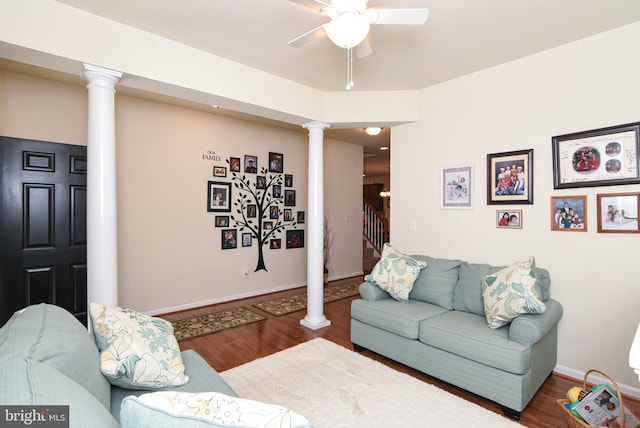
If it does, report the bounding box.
[25,1,640,176]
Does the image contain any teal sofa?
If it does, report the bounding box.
[0,303,237,427]
[351,255,563,419]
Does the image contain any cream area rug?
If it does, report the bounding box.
[220,338,524,428]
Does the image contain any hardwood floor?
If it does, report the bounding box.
[161,276,640,427]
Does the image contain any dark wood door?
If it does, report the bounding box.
[0,137,87,326]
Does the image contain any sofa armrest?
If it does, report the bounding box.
[359,281,391,301]
[508,299,563,347]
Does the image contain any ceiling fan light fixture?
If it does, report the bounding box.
[325,11,370,48]
[365,126,382,136]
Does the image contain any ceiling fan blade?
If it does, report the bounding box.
[288,23,328,47]
[371,8,429,25]
[355,39,373,58]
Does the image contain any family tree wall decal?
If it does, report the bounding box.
[226,159,298,272]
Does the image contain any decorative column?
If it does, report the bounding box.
[300,121,331,330]
[82,64,122,308]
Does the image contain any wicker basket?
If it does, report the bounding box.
[557,369,625,428]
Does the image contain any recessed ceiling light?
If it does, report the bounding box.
[365,127,382,136]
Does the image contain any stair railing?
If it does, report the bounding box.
[363,201,389,254]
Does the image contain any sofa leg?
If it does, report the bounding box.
[352,343,366,352]
[502,407,521,420]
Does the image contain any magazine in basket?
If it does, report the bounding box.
[571,383,640,427]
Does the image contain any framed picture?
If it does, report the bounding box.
[247,204,257,218]
[496,210,522,229]
[284,189,296,206]
[207,181,232,212]
[596,192,640,233]
[297,211,305,224]
[285,174,293,187]
[273,184,282,198]
[487,149,534,205]
[286,230,305,248]
[263,221,273,229]
[244,155,258,173]
[270,239,281,249]
[221,229,237,249]
[284,209,293,221]
[256,176,266,189]
[550,195,587,231]
[229,157,241,172]
[214,215,229,227]
[441,165,472,209]
[552,122,640,189]
[213,166,227,177]
[269,206,279,219]
[269,152,283,173]
[242,233,253,247]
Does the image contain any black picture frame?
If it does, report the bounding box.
[284,189,296,206]
[213,166,227,177]
[214,215,229,227]
[285,174,293,187]
[296,211,305,224]
[207,181,232,212]
[221,229,237,249]
[247,204,257,218]
[270,239,281,249]
[242,233,253,247]
[486,149,534,205]
[269,152,283,173]
[229,157,241,172]
[552,122,640,189]
[244,155,258,173]
[286,230,304,249]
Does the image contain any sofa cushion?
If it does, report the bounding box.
[482,256,546,329]
[0,357,119,428]
[409,256,462,309]
[0,304,111,410]
[419,311,531,374]
[351,299,448,340]
[90,303,189,390]
[111,349,238,422]
[365,243,427,302]
[453,263,503,316]
[120,391,312,428]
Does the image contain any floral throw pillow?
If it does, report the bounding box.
[89,303,189,390]
[365,243,427,302]
[120,391,313,428]
[481,256,546,329]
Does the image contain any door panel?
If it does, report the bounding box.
[0,137,87,326]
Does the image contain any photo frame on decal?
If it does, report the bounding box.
[207,181,232,212]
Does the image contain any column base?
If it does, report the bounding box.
[300,316,331,330]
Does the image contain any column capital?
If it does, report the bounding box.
[83,64,123,91]
[302,121,330,133]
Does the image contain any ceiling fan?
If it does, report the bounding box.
[288,0,429,89]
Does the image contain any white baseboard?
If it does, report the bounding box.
[554,364,640,399]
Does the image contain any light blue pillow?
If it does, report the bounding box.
[120,391,313,428]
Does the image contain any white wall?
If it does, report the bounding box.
[0,68,363,315]
[391,22,640,389]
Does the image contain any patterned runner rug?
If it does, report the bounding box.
[172,307,265,341]
[253,281,361,316]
